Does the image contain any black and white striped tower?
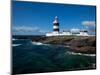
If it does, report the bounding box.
[53,16,59,33]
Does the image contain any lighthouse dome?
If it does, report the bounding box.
[53,16,59,23]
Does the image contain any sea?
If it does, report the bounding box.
[12,36,96,74]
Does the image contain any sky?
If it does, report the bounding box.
[12,1,96,35]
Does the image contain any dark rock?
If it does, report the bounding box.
[32,36,96,54]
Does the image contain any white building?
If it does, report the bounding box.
[77,30,89,36]
[46,16,89,37]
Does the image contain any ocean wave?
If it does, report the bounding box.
[12,38,18,41]
[66,51,96,57]
[32,42,43,45]
[12,44,22,47]
[31,41,50,46]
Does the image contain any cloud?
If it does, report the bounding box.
[12,26,44,35]
[13,26,39,32]
[70,28,80,33]
[82,21,96,35]
[82,21,95,26]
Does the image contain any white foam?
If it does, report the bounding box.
[12,38,18,41]
[31,41,50,46]
[67,51,96,57]
[12,44,21,47]
[31,42,43,45]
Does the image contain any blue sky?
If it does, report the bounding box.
[12,1,96,35]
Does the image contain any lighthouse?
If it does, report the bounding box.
[53,16,59,33]
[46,16,89,37]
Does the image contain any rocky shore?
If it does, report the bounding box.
[32,36,96,54]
